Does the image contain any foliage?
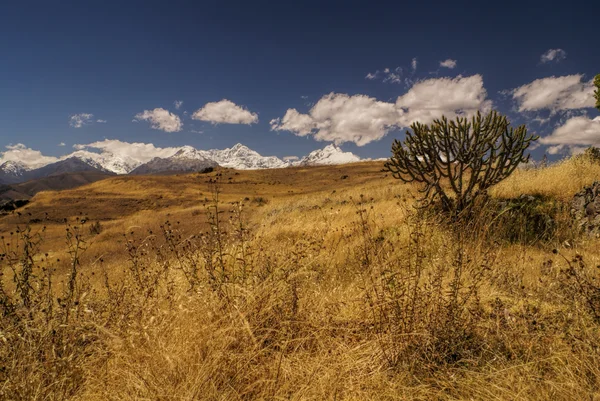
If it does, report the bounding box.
[385,111,538,217]
[490,195,563,244]
[595,74,600,111]
[579,146,600,163]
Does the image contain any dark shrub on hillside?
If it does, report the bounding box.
[490,195,561,244]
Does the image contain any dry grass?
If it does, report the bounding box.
[1,157,600,400]
[492,156,600,201]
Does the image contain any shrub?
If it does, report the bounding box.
[594,74,600,111]
[579,146,600,163]
[385,111,538,218]
[490,195,561,244]
[251,196,269,206]
[89,220,103,235]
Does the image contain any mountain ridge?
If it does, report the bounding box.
[1,143,365,183]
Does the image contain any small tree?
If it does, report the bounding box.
[594,74,600,111]
[385,111,538,217]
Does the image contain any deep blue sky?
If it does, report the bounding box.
[1,0,598,160]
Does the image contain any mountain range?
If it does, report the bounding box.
[0,143,364,186]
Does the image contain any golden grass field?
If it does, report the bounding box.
[1,157,600,400]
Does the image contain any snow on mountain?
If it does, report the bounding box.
[2,142,365,183]
[131,147,218,175]
[0,160,30,176]
[205,143,289,170]
[65,150,141,174]
[0,160,32,184]
[295,144,361,166]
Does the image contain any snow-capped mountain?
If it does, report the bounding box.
[0,160,31,184]
[130,144,288,174]
[65,150,139,175]
[1,143,365,184]
[130,149,218,175]
[203,143,289,170]
[295,144,361,166]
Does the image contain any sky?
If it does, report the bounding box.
[0,0,599,165]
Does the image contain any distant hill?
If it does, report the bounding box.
[0,171,114,201]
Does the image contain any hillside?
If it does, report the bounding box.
[0,171,114,202]
[1,158,600,400]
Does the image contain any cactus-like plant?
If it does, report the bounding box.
[385,111,538,217]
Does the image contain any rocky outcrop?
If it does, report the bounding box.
[571,181,600,236]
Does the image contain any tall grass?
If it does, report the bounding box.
[1,157,600,400]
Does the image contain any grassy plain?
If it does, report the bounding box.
[1,158,600,400]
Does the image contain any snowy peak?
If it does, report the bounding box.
[1,142,366,184]
[1,160,29,176]
[297,144,361,166]
[0,160,30,184]
[171,146,212,161]
[207,143,288,170]
[66,150,138,175]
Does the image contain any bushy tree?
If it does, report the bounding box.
[595,74,600,111]
[385,111,538,217]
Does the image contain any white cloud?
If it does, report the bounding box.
[411,58,418,71]
[511,74,595,112]
[192,99,258,125]
[366,67,403,83]
[271,74,492,146]
[395,74,492,126]
[440,59,457,69]
[58,142,66,147]
[0,144,58,168]
[96,119,107,123]
[540,49,567,64]
[271,93,399,146]
[546,145,586,156]
[174,100,183,109]
[540,116,600,148]
[283,156,299,161]
[383,67,402,84]
[69,113,94,128]
[73,139,179,165]
[134,108,183,132]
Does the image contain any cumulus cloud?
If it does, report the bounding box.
[283,156,299,161]
[440,59,457,69]
[411,58,418,71]
[0,144,58,168]
[271,93,399,146]
[540,49,567,64]
[69,113,94,128]
[73,139,179,164]
[192,100,258,125]
[272,75,492,146]
[540,116,600,148]
[395,74,492,126]
[134,108,183,132]
[174,100,183,109]
[511,74,595,112]
[58,142,66,147]
[365,72,378,80]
